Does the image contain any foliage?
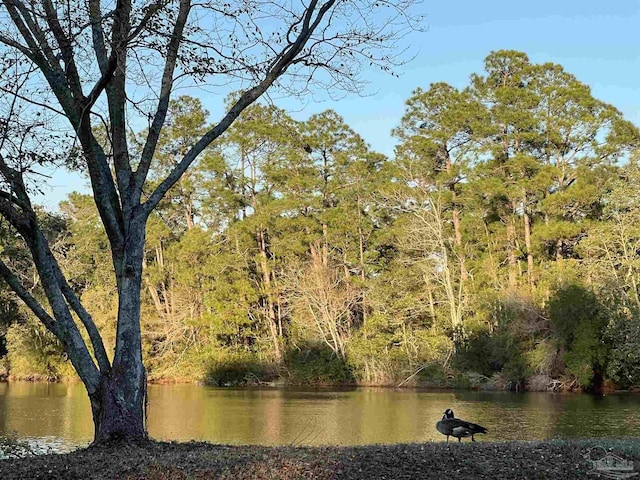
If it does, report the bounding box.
[5,317,75,380]
[2,51,640,394]
[548,283,609,388]
[604,311,640,388]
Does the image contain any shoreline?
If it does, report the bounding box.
[2,378,639,394]
[2,439,640,479]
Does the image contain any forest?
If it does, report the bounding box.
[1,50,639,393]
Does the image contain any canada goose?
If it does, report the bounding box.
[436,408,487,443]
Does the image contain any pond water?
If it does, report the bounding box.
[1,381,639,453]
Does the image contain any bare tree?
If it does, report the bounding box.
[286,260,359,360]
[393,187,467,336]
[0,0,422,442]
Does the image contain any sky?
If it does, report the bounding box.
[37,0,640,209]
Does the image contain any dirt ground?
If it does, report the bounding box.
[1,439,639,479]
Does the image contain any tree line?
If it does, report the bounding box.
[2,50,640,393]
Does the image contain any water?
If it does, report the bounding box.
[1,381,640,453]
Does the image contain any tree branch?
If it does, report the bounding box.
[55,270,111,373]
[0,149,108,381]
[0,200,101,392]
[106,0,133,198]
[0,83,66,116]
[4,0,67,82]
[42,0,83,95]
[0,192,31,232]
[87,0,108,73]
[142,0,337,216]
[0,32,34,59]
[1,0,126,271]
[134,0,191,197]
[29,227,101,392]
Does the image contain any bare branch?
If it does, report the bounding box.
[55,268,111,373]
[42,0,83,95]
[0,188,31,231]
[0,32,34,58]
[105,0,134,198]
[134,0,191,197]
[0,82,66,116]
[5,0,55,63]
[87,0,108,73]
[143,0,337,215]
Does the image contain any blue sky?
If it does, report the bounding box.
[289,0,640,156]
[38,0,640,209]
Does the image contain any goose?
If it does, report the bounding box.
[436,408,487,443]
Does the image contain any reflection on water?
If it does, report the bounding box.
[2,381,640,452]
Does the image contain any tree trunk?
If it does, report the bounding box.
[90,370,146,442]
[506,219,518,288]
[356,196,367,327]
[426,282,436,321]
[452,206,467,281]
[322,223,329,266]
[93,220,148,443]
[631,276,640,312]
[523,207,535,288]
[556,238,563,261]
[321,150,329,267]
[358,226,367,327]
[257,228,282,361]
[445,154,466,282]
[185,197,195,230]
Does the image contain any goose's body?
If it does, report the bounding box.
[436,409,487,443]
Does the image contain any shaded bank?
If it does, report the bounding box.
[1,439,640,479]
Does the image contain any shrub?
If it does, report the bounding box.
[346,315,452,386]
[453,330,510,377]
[605,311,640,388]
[0,356,8,380]
[548,283,608,389]
[5,318,75,380]
[202,351,274,386]
[284,345,353,385]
